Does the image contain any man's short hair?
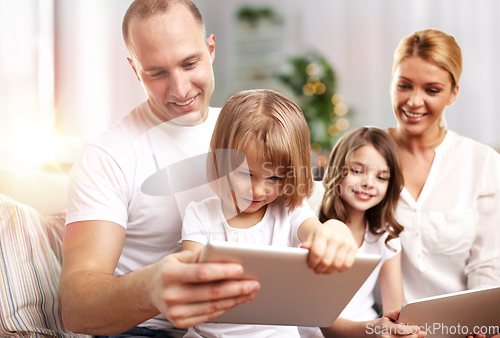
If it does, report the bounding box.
[122,0,205,48]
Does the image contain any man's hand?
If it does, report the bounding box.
[300,219,358,274]
[61,221,260,334]
[148,250,260,328]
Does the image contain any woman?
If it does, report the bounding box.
[388,29,500,338]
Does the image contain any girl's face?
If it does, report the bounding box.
[230,146,285,214]
[390,57,459,137]
[339,144,390,216]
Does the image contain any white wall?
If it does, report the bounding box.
[33,0,500,150]
[54,0,144,141]
[1,0,498,171]
[199,0,500,149]
[300,0,500,148]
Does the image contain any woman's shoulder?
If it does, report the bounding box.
[447,130,496,152]
[443,130,499,162]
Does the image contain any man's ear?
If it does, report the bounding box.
[207,34,215,62]
[127,57,141,82]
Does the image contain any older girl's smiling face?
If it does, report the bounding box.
[339,144,390,217]
[390,57,459,137]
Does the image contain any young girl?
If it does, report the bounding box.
[180,89,358,338]
[319,127,419,337]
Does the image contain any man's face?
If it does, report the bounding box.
[127,5,215,125]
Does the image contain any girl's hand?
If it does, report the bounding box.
[376,310,427,338]
[301,219,358,274]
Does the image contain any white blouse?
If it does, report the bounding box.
[339,228,401,321]
[397,130,500,301]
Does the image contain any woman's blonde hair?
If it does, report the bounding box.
[319,127,404,250]
[208,89,313,210]
[392,29,462,89]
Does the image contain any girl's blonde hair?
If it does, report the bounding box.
[392,29,462,89]
[208,89,313,210]
[319,127,404,250]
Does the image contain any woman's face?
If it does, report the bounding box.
[390,57,459,137]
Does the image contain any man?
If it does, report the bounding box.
[60,1,260,336]
[60,1,355,337]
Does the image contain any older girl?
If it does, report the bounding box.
[319,127,424,338]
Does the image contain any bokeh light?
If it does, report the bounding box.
[334,103,348,116]
[307,76,319,84]
[306,63,320,76]
[311,143,322,155]
[331,93,345,105]
[313,82,326,95]
[336,118,350,131]
[328,124,341,137]
[303,83,314,96]
[2,123,82,171]
[316,155,329,167]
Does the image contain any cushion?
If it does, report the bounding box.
[0,194,90,337]
[0,169,68,217]
[44,212,65,264]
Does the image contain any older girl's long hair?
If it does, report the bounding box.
[319,127,404,250]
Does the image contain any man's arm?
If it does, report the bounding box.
[60,220,260,335]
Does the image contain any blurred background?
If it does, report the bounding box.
[1,0,499,174]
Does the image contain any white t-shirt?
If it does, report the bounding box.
[66,102,220,332]
[339,227,401,321]
[180,196,317,338]
[396,130,500,301]
[309,181,402,322]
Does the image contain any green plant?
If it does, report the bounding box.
[276,52,352,152]
[236,5,279,27]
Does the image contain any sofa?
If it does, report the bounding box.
[0,169,327,337]
[0,169,90,337]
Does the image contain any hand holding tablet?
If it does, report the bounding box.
[397,285,500,338]
[199,240,381,327]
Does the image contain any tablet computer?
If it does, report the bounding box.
[199,240,381,327]
[397,285,500,337]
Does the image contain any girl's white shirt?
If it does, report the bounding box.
[180,196,315,248]
[396,130,500,301]
[339,225,401,321]
[180,196,317,338]
[309,181,401,322]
